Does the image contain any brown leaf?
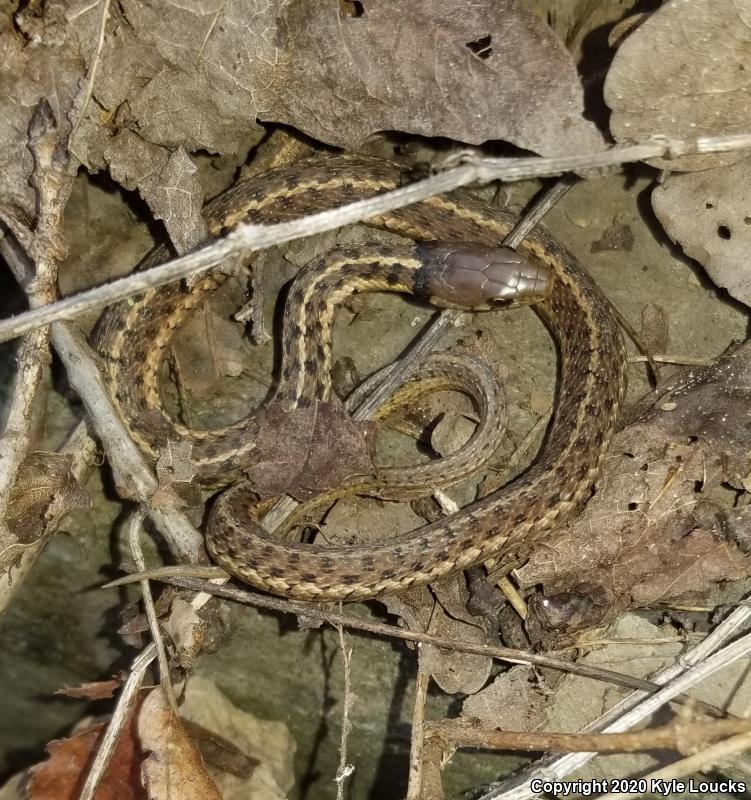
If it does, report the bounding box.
[515,341,751,645]
[605,0,751,171]
[652,160,751,308]
[138,688,221,800]
[384,576,492,695]
[243,399,375,501]
[56,678,124,701]
[27,719,144,800]
[269,0,603,154]
[2,452,90,570]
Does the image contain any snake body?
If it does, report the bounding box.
[96,154,627,601]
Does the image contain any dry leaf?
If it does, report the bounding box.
[26,719,144,800]
[2,0,602,230]
[419,602,493,695]
[166,598,204,662]
[179,676,296,800]
[515,341,751,644]
[384,577,492,695]
[605,0,751,171]
[56,678,124,701]
[269,0,603,154]
[1,452,90,576]
[155,440,196,487]
[138,688,221,800]
[652,159,751,308]
[138,148,206,255]
[243,399,375,501]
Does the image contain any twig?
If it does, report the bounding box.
[48,322,205,561]
[477,601,751,800]
[628,354,715,367]
[406,662,431,799]
[334,624,355,799]
[128,511,177,713]
[0,103,69,607]
[4,133,751,344]
[68,0,111,154]
[77,572,225,800]
[424,717,751,755]
[104,573,687,694]
[77,644,154,800]
[598,729,751,800]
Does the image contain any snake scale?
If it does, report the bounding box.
[96,154,627,601]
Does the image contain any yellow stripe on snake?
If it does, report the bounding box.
[95,154,627,601]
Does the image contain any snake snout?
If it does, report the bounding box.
[417,242,553,310]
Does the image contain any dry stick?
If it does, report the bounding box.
[406,671,431,800]
[128,511,177,714]
[4,132,751,345]
[0,104,70,610]
[76,645,155,800]
[628,354,715,367]
[111,574,679,694]
[334,624,355,799]
[423,718,751,755]
[598,729,751,800]
[49,322,204,562]
[479,602,751,800]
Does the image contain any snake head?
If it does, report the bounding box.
[415,242,552,311]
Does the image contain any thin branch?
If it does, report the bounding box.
[0,103,69,607]
[128,511,177,713]
[424,717,751,755]
[334,624,355,799]
[48,322,205,562]
[105,574,685,694]
[406,662,431,799]
[77,644,154,800]
[3,133,751,345]
[628,354,715,367]
[597,729,751,800]
[68,0,111,154]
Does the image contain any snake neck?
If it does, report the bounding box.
[274,244,424,408]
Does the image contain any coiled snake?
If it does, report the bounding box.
[95,154,627,601]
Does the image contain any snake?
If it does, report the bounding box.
[95,153,627,602]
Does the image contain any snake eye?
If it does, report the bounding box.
[489,297,514,308]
